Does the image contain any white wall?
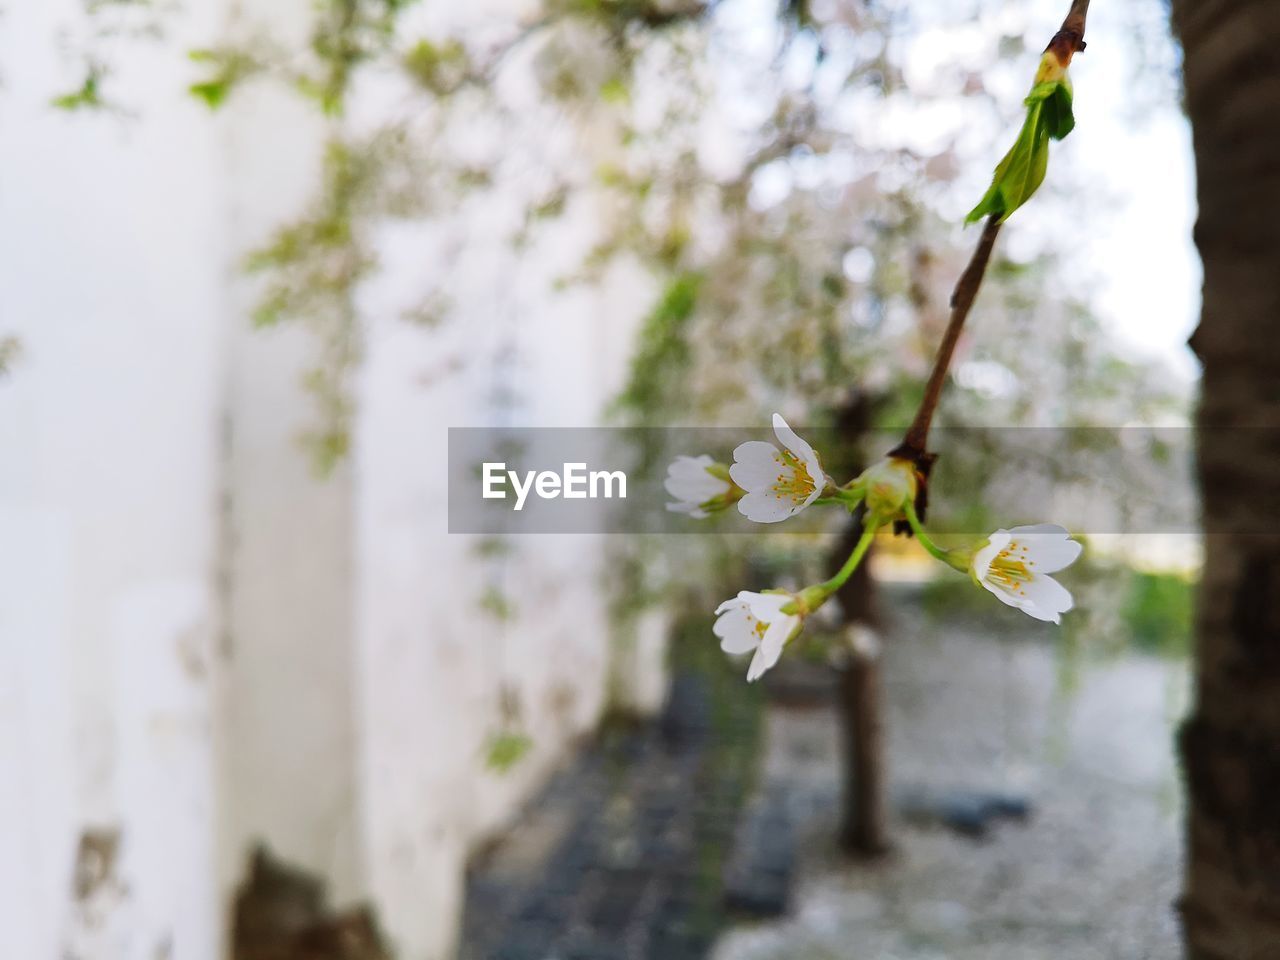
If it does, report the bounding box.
[349,24,665,953]
[0,1,667,959]
[213,0,366,910]
[0,0,227,956]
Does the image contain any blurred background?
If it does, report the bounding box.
[0,0,1198,958]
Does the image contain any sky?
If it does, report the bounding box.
[1060,7,1200,383]
[944,0,1202,383]
[715,0,1201,385]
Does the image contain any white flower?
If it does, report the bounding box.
[713,591,802,682]
[730,414,826,523]
[970,524,1082,624]
[664,455,732,518]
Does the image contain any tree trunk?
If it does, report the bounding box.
[1173,3,1280,957]
[825,391,890,856]
[837,626,889,857]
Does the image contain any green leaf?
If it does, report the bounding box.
[1027,79,1075,140]
[966,78,1074,224]
[484,732,533,773]
[189,81,230,109]
[50,72,104,111]
[186,48,259,111]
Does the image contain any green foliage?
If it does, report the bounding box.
[478,585,517,621]
[546,0,706,33]
[158,0,1185,523]
[246,138,387,474]
[187,48,261,110]
[402,38,470,94]
[302,0,423,114]
[599,74,630,104]
[612,272,702,421]
[1122,570,1193,658]
[967,79,1074,224]
[51,69,105,111]
[483,731,533,773]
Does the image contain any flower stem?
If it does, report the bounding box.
[902,499,965,572]
[816,517,880,596]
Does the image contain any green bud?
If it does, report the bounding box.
[857,457,919,518]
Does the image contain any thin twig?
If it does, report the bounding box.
[896,215,1002,457]
[892,0,1091,462]
[1061,0,1090,41]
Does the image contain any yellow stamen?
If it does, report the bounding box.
[771,450,816,503]
[988,541,1037,594]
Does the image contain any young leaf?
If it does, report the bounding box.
[1028,79,1075,141]
[966,78,1074,224]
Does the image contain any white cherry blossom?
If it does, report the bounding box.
[664,455,733,518]
[713,591,801,682]
[970,523,1082,624]
[730,414,826,523]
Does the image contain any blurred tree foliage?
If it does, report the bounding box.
[0,337,20,379]
[45,0,1186,468]
[41,0,1192,657]
[48,0,174,114]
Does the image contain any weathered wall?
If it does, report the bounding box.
[0,1,665,958]
[0,0,226,956]
[214,0,365,913]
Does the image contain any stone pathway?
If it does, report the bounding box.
[460,605,1188,960]
[459,670,763,960]
[711,610,1188,960]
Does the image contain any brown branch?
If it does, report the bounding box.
[891,0,1091,464]
[895,215,1001,458]
[1049,0,1090,64]
[1061,0,1090,42]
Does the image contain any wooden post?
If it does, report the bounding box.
[837,624,889,857]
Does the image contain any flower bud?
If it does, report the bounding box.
[857,456,918,518]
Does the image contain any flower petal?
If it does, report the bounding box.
[730,441,785,491]
[714,596,748,617]
[771,414,814,465]
[737,491,800,523]
[665,455,728,505]
[970,530,1011,581]
[1016,574,1074,623]
[713,599,761,653]
[669,453,715,475]
[1006,525,1083,574]
[1007,523,1070,537]
[772,414,825,505]
[977,572,1073,624]
[720,628,760,655]
[747,616,793,686]
[666,502,708,518]
[978,576,1029,613]
[741,591,790,621]
[746,616,792,682]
